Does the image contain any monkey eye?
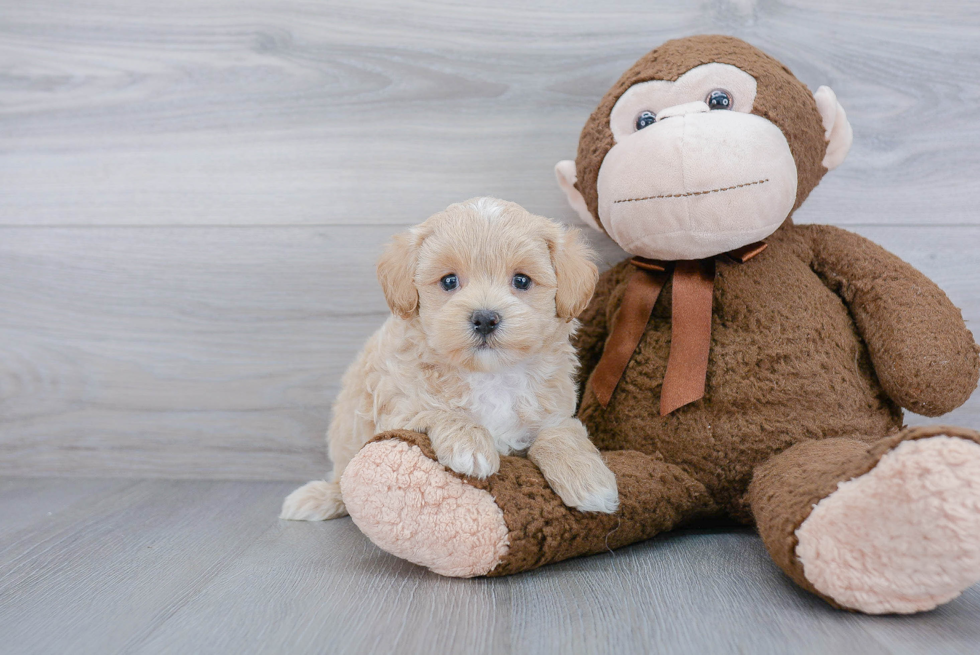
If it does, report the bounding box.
[512,274,532,290]
[706,89,733,110]
[634,110,657,131]
[440,274,459,291]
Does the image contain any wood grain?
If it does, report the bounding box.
[0,479,297,654]
[3,2,980,651]
[1,224,977,479]
[0,477,133,537]
[0,1,978,228]
[0,226,396,480]
[1,478,978,654]
[0,223,974,479]
[1,1,978,477]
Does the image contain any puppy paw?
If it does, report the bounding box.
[280,480,347,521]
[571,473,620,514]
[535,446,619,514]
[433,427,500,479]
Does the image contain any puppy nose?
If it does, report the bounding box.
[471,310,501,336]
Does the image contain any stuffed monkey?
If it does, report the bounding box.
[338,35,980,614]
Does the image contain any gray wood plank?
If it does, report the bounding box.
[2,479,977,654]
[132,515,513,654]
[1,225,977,479]
[0,226,394,480]
[506,531,891,655]
[0,479,295,654]
[0,477,133,536]
[119,507,980,655]
[0,0,978,228]
[3,1,979,652]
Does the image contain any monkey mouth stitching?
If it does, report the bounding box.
[614,178,770,204]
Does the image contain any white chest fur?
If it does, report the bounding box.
[463,365,539,455]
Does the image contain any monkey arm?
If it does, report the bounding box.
[802,224,980,416]
[572,258,633,390]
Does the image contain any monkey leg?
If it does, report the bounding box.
[340,430,717,577]
[748,425,980,614]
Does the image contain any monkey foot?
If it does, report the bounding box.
[796,433,980,613]
[340,434,509,577]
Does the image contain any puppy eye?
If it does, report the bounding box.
[706,89,733,110]
[512,274,532,290]
[440,274,458,291]
[634,110,656,131]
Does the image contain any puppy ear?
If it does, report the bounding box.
[549,226,599,320]
[377,230,422,319]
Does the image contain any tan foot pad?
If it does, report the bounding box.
[796,436,980,613]
[340,439,509,577]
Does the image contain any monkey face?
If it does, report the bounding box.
[598,64,797,260]
[556,36,853,262]
[597,63,797,260]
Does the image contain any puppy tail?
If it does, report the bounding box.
[280,480,347,521]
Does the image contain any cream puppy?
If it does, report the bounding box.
[281,198,619,521]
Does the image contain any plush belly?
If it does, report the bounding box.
[580,245,903,499]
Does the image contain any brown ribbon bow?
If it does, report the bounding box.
[590,241,767,416]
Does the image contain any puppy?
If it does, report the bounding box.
[281,197,618,521]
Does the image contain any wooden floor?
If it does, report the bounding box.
[3,0,980,652]
[2,477,979,655]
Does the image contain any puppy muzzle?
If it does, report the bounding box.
[471,309,501,337]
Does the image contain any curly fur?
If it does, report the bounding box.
[282,198,618,521]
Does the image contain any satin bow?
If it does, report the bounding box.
[590,241,767,415]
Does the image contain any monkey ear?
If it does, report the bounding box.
[555,160,603,233]
[549,226,599,320]
[814,86,853,171]
[376,230,422,319]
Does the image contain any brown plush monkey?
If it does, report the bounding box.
[338,36,980,614]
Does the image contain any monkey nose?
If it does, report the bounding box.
[471,310,501,336]
[656,101,710,121]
